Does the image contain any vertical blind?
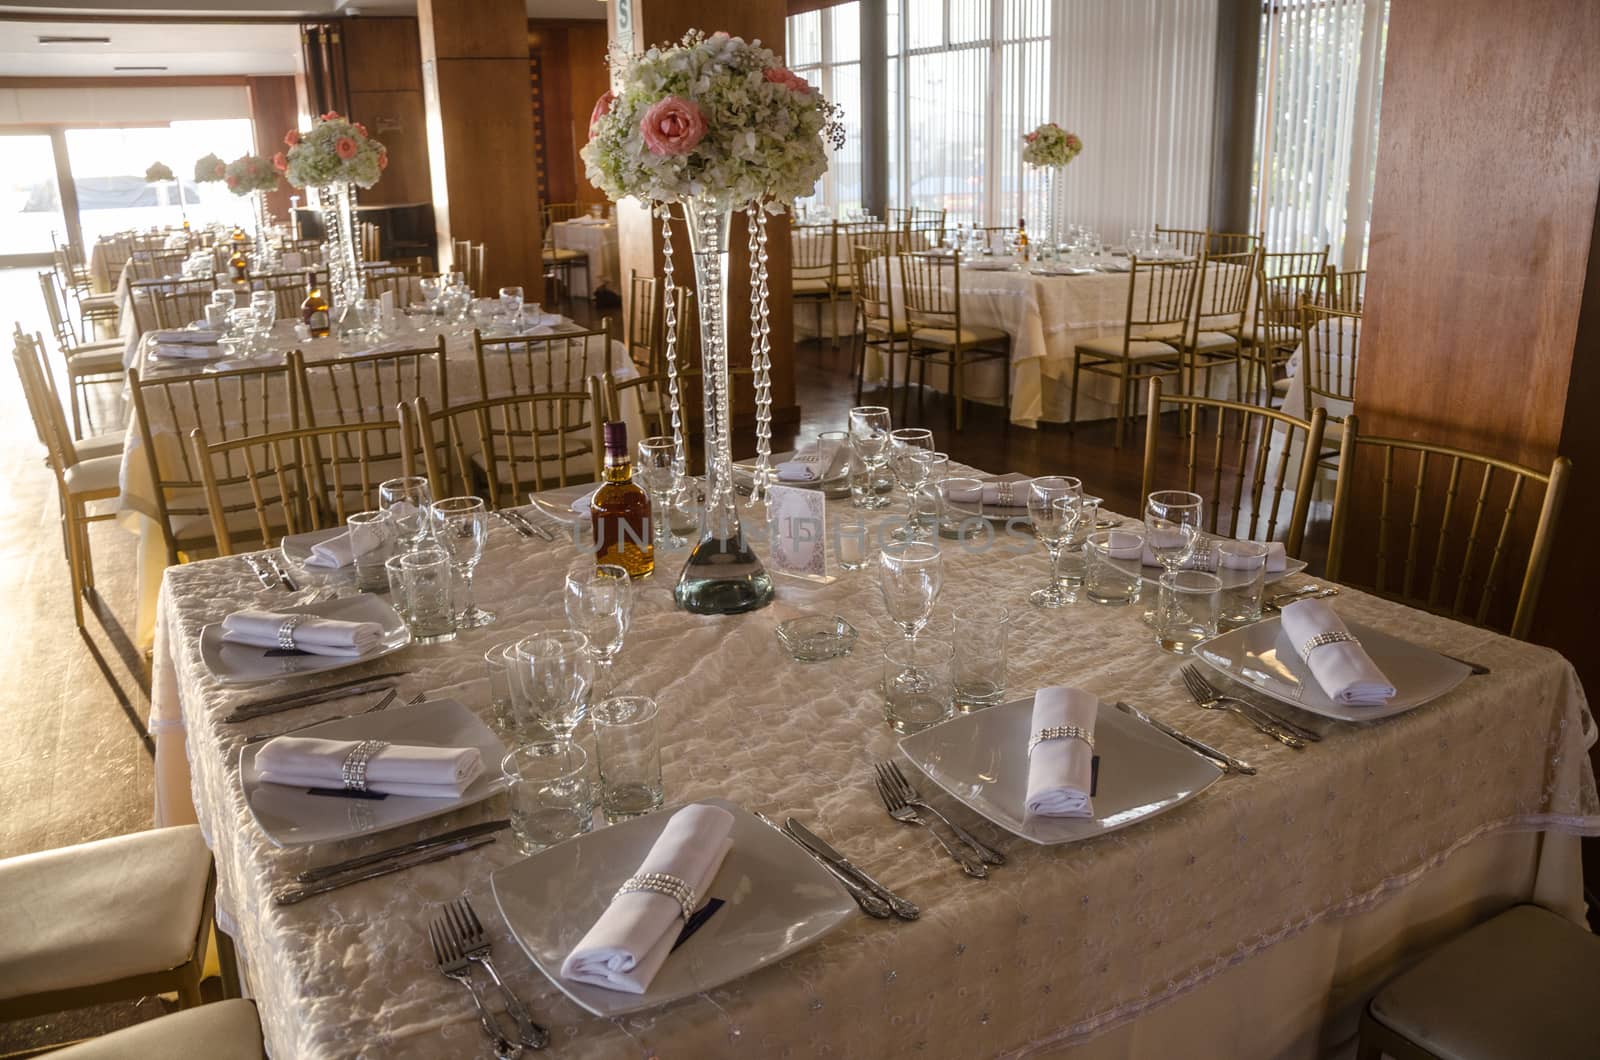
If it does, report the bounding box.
[1252,0,1388,266]
[787,2,866,214]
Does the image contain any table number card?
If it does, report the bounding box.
[767,484,833,584]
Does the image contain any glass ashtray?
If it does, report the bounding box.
[775,614,859,663]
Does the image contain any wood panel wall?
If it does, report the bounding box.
[340,17,432,206]
[246,76,298,221]
[529,19,610,211]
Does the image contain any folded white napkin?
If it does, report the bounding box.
[775,461,818,482]
[1219,541,1288,572]
[1141,537,1289,572]
[151,343,219,360]
[1025,686,1097,818]
[776,445,850,483]
[255,736,483,797]
[221,609,383,658]
[1279,598,1395,705]
[520,311,564,329]
[570,488,600,515]
[560,803,735,994]
[943,477,1029,508]
[296,531,357,570]
[150,328,221,345]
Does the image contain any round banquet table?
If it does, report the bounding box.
[551,219,621,298]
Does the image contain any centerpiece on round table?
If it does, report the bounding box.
[222,154,283,270]
[144,161,188,224]
[582,30,842,615]
[275,112,387,320]
[194,153,226,186]
[1021,122,1083,248]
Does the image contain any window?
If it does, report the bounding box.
[787,2,865,216]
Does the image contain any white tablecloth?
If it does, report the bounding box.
[551,220,620,298]
[150,472,1599,1058]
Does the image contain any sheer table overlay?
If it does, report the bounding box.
[153,473,1598,1058]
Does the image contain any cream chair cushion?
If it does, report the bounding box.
[51,999,263,1060]
[79,293,118,311]
[543,248,584,263]
[793,277,830,295]
[65,339,124,357]
[910,324,1009,349]
[1075,337,1181,361]
[67,349,124,376]
[0,825,211,1002]
[1192,330,1239,353]
[1367,904,1600,1060]
[73,430,124,462]
[62,454,122,496]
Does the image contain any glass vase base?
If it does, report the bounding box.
[674,533,775,615]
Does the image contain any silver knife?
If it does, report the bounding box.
[1438,652,1491,676]
[265,554,299,592]
[297,819,510,882]
[785,817,920,920]
[494,510,533,538]
[243,554,278,589]
[241,688,400,744]
[753,811,891,919]
[273,835,495,905]
[506,507,556,542]
[1115,701,1257,775]
[224,674,407,723]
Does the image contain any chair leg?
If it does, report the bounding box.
[65,502,86,630]
[1069,351,1082,434]
[952,349,964,432]
[1114,360,1131,448]
[69,375,85,439]
[215,919,243,999]
[76,508,95,591]
[829,295,839,351]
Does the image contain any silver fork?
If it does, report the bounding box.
[428,916,521,1059]
[875,760,1005,865]
[1180,665,1321,743]
[443,897,549,1050]
[873,774,987,878]
[242,688,402,744]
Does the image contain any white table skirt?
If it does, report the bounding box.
[551,221,620,298]
[152,471,1598,1058]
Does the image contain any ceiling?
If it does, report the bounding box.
[0,0,604,78]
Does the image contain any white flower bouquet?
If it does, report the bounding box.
[1022,123,1083,169]
[144,161,174,183]
[223,154,281,196]
[194,153,226,183]
[277,112,387,190]
[581,30,843,209]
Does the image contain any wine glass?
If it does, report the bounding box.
[564,563,634,694]
[418,275,442,314]
[429,497,494,628]
[248,292,277,356]
[355,297,383,341]
[848,405,893,510]
[889,427,935,535]
[636,436,682,548]
[498,285,524,324]
[1027,476,1084,608]
[879,540,943,640]
[379,476,434,552]
[471,297,501,332]
[1144,490,1204,625]
[512,630,595,742]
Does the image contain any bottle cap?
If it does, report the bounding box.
[603,420,627,455]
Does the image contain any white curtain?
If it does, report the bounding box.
[1051,0,1220,243]
[1252,0,1387,266]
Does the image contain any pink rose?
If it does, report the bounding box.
[284,128,300,147]
[1025,131,1038,142]
[335,136,359,160]
[225,175,238,189]
[321,111,341,121]
[213,161,226,178]
[378,149,389,171]
[272,152,288,172]
[639,96,707,156]
[354,122,368,137]
[763,66,812,93]
[587,90,615,140]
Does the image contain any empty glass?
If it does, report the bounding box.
[354,297,383,341]
[590,695,663,822]
[564,563,633,693]
[1216,540,1270,626]
[498,285,524,323]
[835,512,871,571]
[848,405,893,509]
[1085,528,1146,604]
[816,429,849,480]
[942,476,985,537]
[952,605,1007,710]
[1144,490,1203,625]
[429,497,493,627]
[889,428,936,538]
[483,642,518,738]
[1157,570,1223,654]
[879,540,943,639]
[385,547,456,643]
[1027,476,1084,607]
[503,742,593,854]
[378,476,434,551]
[346,509,393,592]
[418,275,442,313]
[1054,495,1102,596]
[636,435,682,549]
[883,638,953,733]
[513,630,595,741]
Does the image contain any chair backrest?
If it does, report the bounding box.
[474,323,612,403]
[129,362,299,559]
[1141,376,1327,556]
[1299,304,1361,420]
[11,329,79,475]
[905,210,946,252]
[407,385,604,505]
[451,240,486,292]
[791,223,836,284]
[1325,266,1366,312]
[1326,415,1570,639]
[190,419,394,554]
[37,270,81,348]
[293,339,446,436]
[1155,224,1207,258]
[101,234,135,280]
[127,249,188,282]
[1193,247,1258,331]
[1262,247,1329,281]
[364,267,433,304]
[898,251,963,331]
[849,241,897,329]
[1124,257,1202,342]
[359,222,382,262]
[544,202,583,225]
[626,271,661,373]
[252,269,322,319]
[131,277,216,332]
[1205,231,1260,257]
[601,369,669,441]
[1255,258,1328,345]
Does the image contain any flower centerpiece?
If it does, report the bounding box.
[582,30,842,615]
[143,161,186,222]
[1021,123,1082,248]
[224,154,284,267]
[276,113,388,315]
[194,153,226,184]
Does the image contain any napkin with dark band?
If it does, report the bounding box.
[1025,686,1098,818]
[256,736,482,797]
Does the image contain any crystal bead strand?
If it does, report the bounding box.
[744,205,770,503]
[752,207,774,498]
[693,203,733,518]
[658,206,686,478]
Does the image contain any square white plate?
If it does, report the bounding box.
[897,695,1223,845]
[200,593,410,685]
[239,698,507,847]
[279,526,352,577]
[492,797,855,1018]
[1193,616,1471,722]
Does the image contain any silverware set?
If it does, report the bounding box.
[754,810,917,920]
[429,897,549,1052]
[223,671,410,723]
[872,759,1003,878]
[494,507,557,541]
[244,552,299,591]
[1115,700,1257,775]
[1260,584,1339,613]
[274,830,498,905]
[241,687,402,744]
[1179,665,1320,749]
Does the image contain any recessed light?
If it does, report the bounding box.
[115,65,169,71]
[37,35,111,45]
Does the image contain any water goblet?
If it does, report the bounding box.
[498,285,524,323]
[378,475,434,552]
[429,496,494,627]
[564,563,633,694]
[418,275,442,313]
[470,297,500,332]
[513,630,595,742]
[636,436,683,549]
[1143,490,1204,625]
[889,427,935,534]
[878,540,943,640]
[1027,476,1084,607]
[354,297,383,341]
[848,405,893,510]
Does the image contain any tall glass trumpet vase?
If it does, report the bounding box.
[672,200,775,615]
[317,181,364,325]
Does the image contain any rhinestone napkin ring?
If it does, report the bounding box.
[995,481,1015,507]
[615,872,697,921]
[340,739,389,792]
[1301,630,1358,662]
[276,615,306,651]
[1029,725,1095,756]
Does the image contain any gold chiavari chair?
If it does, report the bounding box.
[601,289,707,454]
[1155,224,1207,258]
[127,249,188,282]
[1141,376,1327,557]
[474,323,612,401]
[1071,256,1201,446]
[1327,416,1570,640]
[1240,248,1329,404]
[1299,304,1361,453]
[600,369,668,440]
[37,272,125,439]
[16,326,121,460]
[910,207,947,248]
[1205,231,1260,257]
[99,233,135,284]
[50,256,119,341]
[50,231,92,289]
[847,237,906,404]
[541,210,589,303]
[791,221,839,348]
[451,239,487,293]
[359,221,382,262]
[544,202,583,224]
[37,268,119,354]
[131,277,216,333]
[404,386,605,506]
[898,250,1010,431]
[252,269,323,319]
[626,271,662,373]
[1181,246,1258,409]
[1325,265,1366,313]
[364,267,434,304]
[191,419,397,555]
[12,332,121,629]
[129,363,299,564]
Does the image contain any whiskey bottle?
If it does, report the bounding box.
[590,420,654,578]
[300,270,330,338]
[1016,217,1030,262]
[228,246,250,284]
